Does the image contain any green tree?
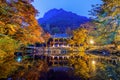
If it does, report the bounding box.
[90,0,120,47]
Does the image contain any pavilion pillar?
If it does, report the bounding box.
[58,38,60,47]
[63,38,65,46]
[53,38,55,47]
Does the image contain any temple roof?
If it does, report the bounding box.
[51,33,71,39]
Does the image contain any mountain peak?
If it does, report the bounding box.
[38,9,90,34]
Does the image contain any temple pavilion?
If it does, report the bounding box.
[48,33,72,47]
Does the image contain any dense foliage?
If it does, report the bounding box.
[68,28,90,79]
[90,0,120,46]
[0,0,43,44]
[68,28,88,51]
[68,0,120,78]
[0,0,44,78]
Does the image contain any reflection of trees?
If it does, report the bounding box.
[0,36,20,79]
[0,0,44,79]
[68,28,90,79]
[69,53,90,79]
[12,60,48,80]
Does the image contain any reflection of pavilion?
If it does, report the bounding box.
[48,33,72,47]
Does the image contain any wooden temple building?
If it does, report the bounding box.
[48,33,72,47]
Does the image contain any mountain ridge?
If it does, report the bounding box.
[38,8,90,34]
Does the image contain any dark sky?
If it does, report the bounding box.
[32,0,102,19]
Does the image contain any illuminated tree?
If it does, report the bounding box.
[90,0,120,47]
[68,28,91,79]
[42,32,51,46]
[0,36,20,79]
[0,0,43,44]
[0,0,44,78]
[68,28,88,51]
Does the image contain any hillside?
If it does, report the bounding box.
[38,8,90,34]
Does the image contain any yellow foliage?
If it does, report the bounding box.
[68,28,88,51]
[0,37,20,79]
[69,55,90,79]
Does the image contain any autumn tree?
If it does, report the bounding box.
[0,0,43,44]
[0,36,20,79]
[0,0,44,78]
[42,32,51,46]
[68,28,91,79]
[68,28,88,51]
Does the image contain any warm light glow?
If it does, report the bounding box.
[92,60,96,65]
[90,39,94,44]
